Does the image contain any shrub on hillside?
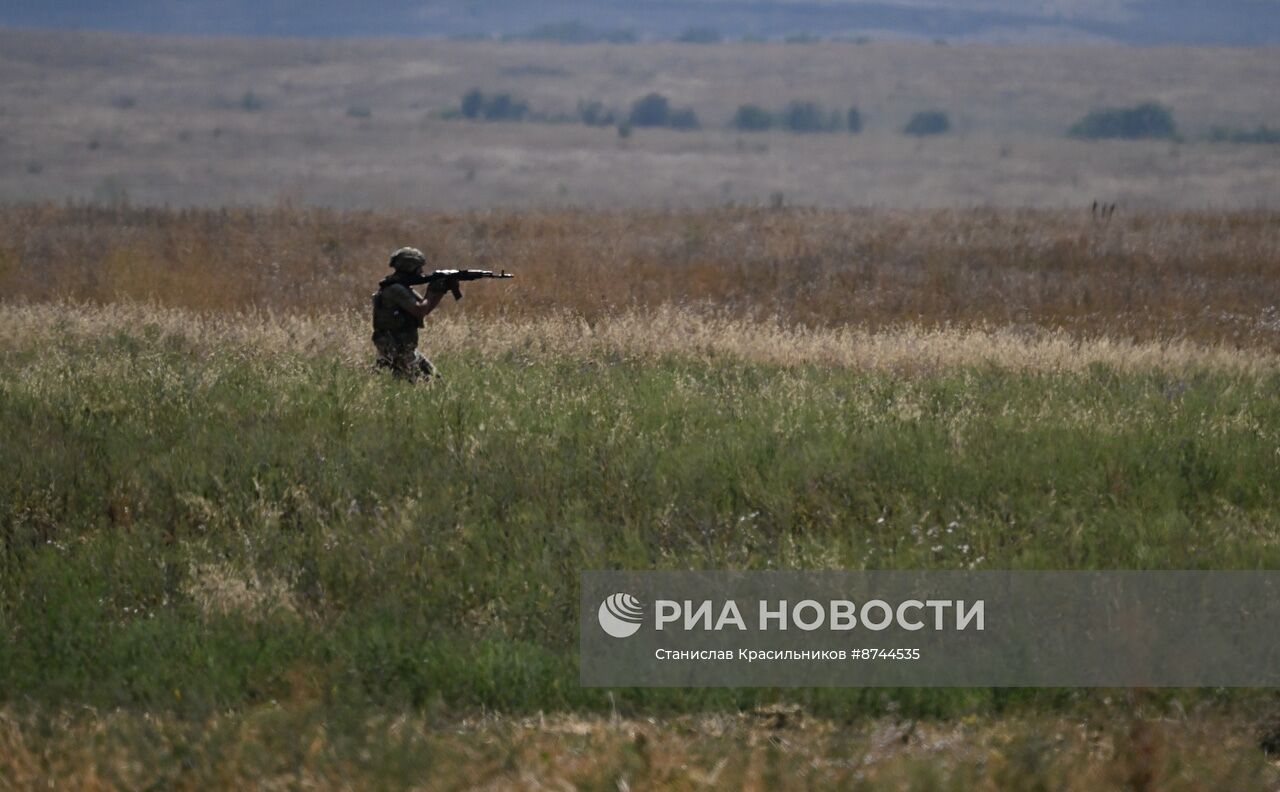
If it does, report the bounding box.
[847,106,863,134]
[461,89,485,119]
[629,93,671,127]
[459,90,530,122]
[623,94,701,131]
[668,107,700,130]
[781,101,838,133]
[481,93,529,121]
[240,91,266,112]
[1208,125,1280,144]
[733,104,773,131]
[1068,103,1176,140]
[577,100,616,127]
[517,21,636,44]
[903,110,950,136]
[677,27,722,43]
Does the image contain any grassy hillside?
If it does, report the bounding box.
[4,205,1280,787]
[4,301,1280,786]
[3,205,1280,347]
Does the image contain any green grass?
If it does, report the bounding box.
[3,322,1280,721]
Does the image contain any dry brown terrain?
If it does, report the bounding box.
[4,204,1279,347]
[3,706,1276,791]
[1,28,1279,209]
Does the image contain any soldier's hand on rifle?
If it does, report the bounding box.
[414,288,447,319]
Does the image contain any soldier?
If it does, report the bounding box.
[371,247,447,381]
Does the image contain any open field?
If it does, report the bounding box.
[6,300,1280,786]
[3,204,1280,787]
[4,204,1280,346]
[3,708,1276,790]
[2,28,1280,209]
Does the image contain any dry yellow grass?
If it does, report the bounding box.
[0,706,1273,791]
[4,301,1276,375]
[3,204,1280,347]
[183,560,299,622]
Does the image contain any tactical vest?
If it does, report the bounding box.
[371,275,424,335]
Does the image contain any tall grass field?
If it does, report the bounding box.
[2,206,1280,788]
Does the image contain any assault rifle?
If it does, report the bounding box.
[402,269,514,301]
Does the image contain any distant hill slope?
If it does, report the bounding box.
[3,0,1280,44]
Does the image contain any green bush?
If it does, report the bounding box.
[733,101,855,134]
[459,90,529,122]
[460,89,484,119]
[782,101,838,133]
[904,110,950,136]
[733,104,774,131]
[847,106,863,134]
[577,100,615,127]
[483,93,529,121]
[629,93,670,127]
[668,107,700,130]
[1068,103,1176,140]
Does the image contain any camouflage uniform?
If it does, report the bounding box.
[371,248,439,381]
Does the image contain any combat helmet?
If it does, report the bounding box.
[389,247,427,272]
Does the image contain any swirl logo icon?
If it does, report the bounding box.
[598,593,645,638]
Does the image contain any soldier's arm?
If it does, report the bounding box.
[410,289,446,320]
[383,283,443,321]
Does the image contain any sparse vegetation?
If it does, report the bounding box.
[667,106,700,130]
[781,100,840,132]
[1,707,1274,789]
[1069,102,1176,140]
[733,100,855,133]
[1210,125,1280,144]
[514,21,636,44]
[732,103,773,131]
[577,99,616,127]
[4,31,1280,209]
[904,110,951,136]
[240,90,265,112]
[459,89,529,121]
[676,26,722,44]
[2,204,1280,346]
[847,106,863,134]
[627,92,700,131]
